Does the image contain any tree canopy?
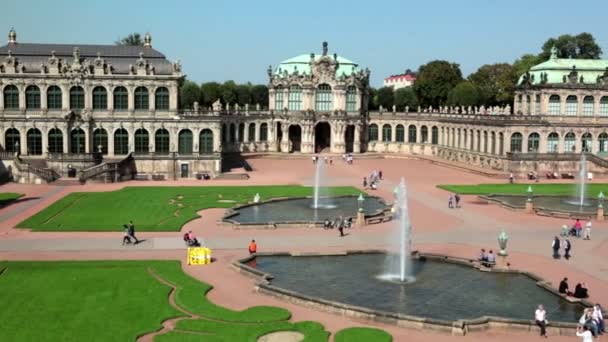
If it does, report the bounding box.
[375,87,395,109]
[115,33,143,46]
[539,32,602,60]
[447,81,482,106]
[468,63,517,106]
[413,60,463,107]
[394,87,418,111]
[179,81,200,110]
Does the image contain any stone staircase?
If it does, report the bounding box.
[53,177,82,186]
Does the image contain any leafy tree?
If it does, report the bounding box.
[179,81,200,109]
[367,87,378,110]
[250,85,269,107]
[235,84,252,106]
[539,32,602,60]
[513,54,543,77]
[375,87,394,109]
[394,87,418,111]
[413,60,463,107]
[447,81,482,106]
[220,81,237,104]
[115,33,143,46]
[468,63,517,106]
[200,82,222,107]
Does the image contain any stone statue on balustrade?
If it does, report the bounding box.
[392,105,396,113]
[505,104,511,114]
[405,106,409,113]
[193,101,199,113]
[212,99,222,112]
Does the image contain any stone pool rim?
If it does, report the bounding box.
[479,194,604,219]
[221,195,391,228]
[232,250,592,336]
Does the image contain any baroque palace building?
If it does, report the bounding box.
[2,30,608,184]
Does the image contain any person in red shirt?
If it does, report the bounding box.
[248,239,257,254]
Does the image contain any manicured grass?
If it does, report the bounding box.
[438,183,608,196]
[0,192,24,206]
[17,185,361,232]
[334,327,393,342]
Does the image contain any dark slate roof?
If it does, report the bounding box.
[0,43,165,58]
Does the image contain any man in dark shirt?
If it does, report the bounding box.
[559,277,572,296]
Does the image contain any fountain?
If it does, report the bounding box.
[562,153,592,207]
[312,160,335,209]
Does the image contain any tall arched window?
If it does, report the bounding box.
[48,128,63,153]
[483,131,488,153]
[3,85,19,109]
[134,129,149,154]
[248,123,256,142]
[93,128,108,154]
[583,96,594,116]
[566,95,578,116]
[476,130,481,151]
[114,129,129,155]
[421,126,428,143]
[600,97,608,117]
[288,86,302,111]
[599,133,608,153]
[259,123,268,141]
[47,86,62,110]
[498,132,504,155]
[408,125,417,143]
[527,132,540,152]
[547,132,559,153]
[178,129,193,154]
[491,132,496,154]
[92,86,107,110]
[229,123,236,143]
[134,87,149,110]
[382,124,392,142]
[548,95,561,115]
[70,128,85,153]
[221,124,227,143]
[155,129,170,154]
[564,132,576,152]
[25,85,41,109]
[26,128,42,155]
[274,86,283,111]
[315,84,332,112]
[431,126,439,144]
[70,86,84,110]
[113,86,128,110]
[346,85,357,112]
[238,123,245,142]
[395,124,405,142]
[535,94,541,114]
[510,132,522,152]
[200,129,214,153]
[582,133,592,152]
[5,128,20,152]
[368,124,378,141]
[525,95,531,115]
[155,87,169,110]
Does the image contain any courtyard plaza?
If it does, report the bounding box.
[0,157,607,341]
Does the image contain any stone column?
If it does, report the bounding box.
[353,124,361,153]
[213,127,221,152]
[149,87,156,113]
[521,132,528,153]
[128,87,135,116]
[84,123,90,153]
[40,86,48,111]
[108,86,114,112]
[540,93,548,115]
[63,125,69,154]
[560,96,566,116]
[268,89,275,111]
[61,84,69,111]
[84,85,92,111]
[18,85,25,113]
[169,85,178,113]
[41,128,48,157]
[280,123,289,152]
[243,124,249,143]
[577,95,583,117]
[108,128,115,156]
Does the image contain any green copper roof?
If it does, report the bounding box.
[518,56,608,85]
[275,53,359,76]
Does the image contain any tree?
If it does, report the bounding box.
[115,33,143,46]
[250,85,269,107]
[367,87,378,110]
[200,82,222,107]
[393,87,418,111]
[179,81,200,109]
[468,63,518,106]
[447,81,482,106]
[220,81,237,105]
[539,32,602,60]
[413,60,463,107]
[235,84,252,106]
[513,54,543,77]
[375,87,394,109]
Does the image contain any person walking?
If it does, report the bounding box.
[122,224,132,245]
[128,221,139,244]
[454,193,461,208]
[338,223,344,237]
[448,195,454,209]
[363,177,368,189]
[584,220,592,240]
[248,239,257,255]
[552,236,561,259]
[574,219,583,238]
[535,304,548,338]
[564,238,572,260]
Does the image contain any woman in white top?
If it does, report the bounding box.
[584,221,592,240]
[535,304,548,337]
[577,325,593,342]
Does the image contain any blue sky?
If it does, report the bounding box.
[2,0,607,87]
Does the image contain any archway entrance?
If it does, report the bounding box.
[315,122,331,153]
[345,125,355,153]
[276,122,283,152]
[288,125,302,152]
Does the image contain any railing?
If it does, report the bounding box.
[47,153,99,163]
[132,152,220,160]
[79,152,134,183]
[0,151,16,160]
[13,156,60,182]
[506,152,608,168]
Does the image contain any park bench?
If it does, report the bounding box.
[134,174,149,181]
[152,174,165,181]
[561,173,575,179]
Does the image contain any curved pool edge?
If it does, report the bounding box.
[231,250,590,336]
[479,194,603,220]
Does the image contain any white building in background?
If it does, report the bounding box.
[383,71,416,89]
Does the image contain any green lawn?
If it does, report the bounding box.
[0,192,24,206]
[17,185,361,232]
[438,183,608,196]
[0,260,391,342]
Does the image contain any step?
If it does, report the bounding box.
[53,178,83,186]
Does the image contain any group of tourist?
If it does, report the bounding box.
[183,230,201,247]
[561,218,592,239]
[477,248,496,267]
[559,277,590,299]
[342,153,354,164]
[324,217,353,237]
[311,155,334,165]
[363,170,383,190]
[535,303,604,340]
[552,236,573,259]
[448,193,461,209]
[121,221,139,245]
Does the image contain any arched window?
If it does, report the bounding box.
[70,128,85,153]
[600,97,608,117]
[346,85,357,112]
[483,131,488,153]
[221,124,228,143]
[547,132,559,153]
[431,126,439,144]
[134,87,149,110]
[548,95,560,115]
[92,86,107,110]
[114,128,129,155]
[274,86,283,111]
[469,130,474,150]
[382,124,392,142]
[288,86,302,111]
[599,133,608,153]
[535,94,541,114]
[155,129,170,155]
[408,125,417,143]
[238,123,245,142]
[421,126,428,143]
[315,84,332,112]
[113,86,128,110]
[565,95,577,116]
[583,96,594,116]
[48,128,63,154]
[229,123,236,143]
[491,132,496,154]
[134,129,149,154]
[510,132,522,152]
[582,133,592,153]
[178,129,193,154]
[564,132,576,152]
[5,128,20,152]
[368,124,378,141]
[155,87,169,110]
[526,95,531,115]
[47,86,62,110]
[26,128,42,155]
[463,128,468,147]
[395,125,405,142]
[527,133,540,152]
[25,85,41,109]
[93,128,108,154]
[259,123,268,141]
[3,85,19,109]
[498,132,504,155]
[248,123,256,142]
[200,129,214,153]
[476,130,481,151]
[70,86,84,110]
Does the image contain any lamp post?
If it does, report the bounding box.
[356,193,365,227]
[498,230,509,256]
[357,193,365,212]
[526,185,533,202]
[598,191,605,209]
